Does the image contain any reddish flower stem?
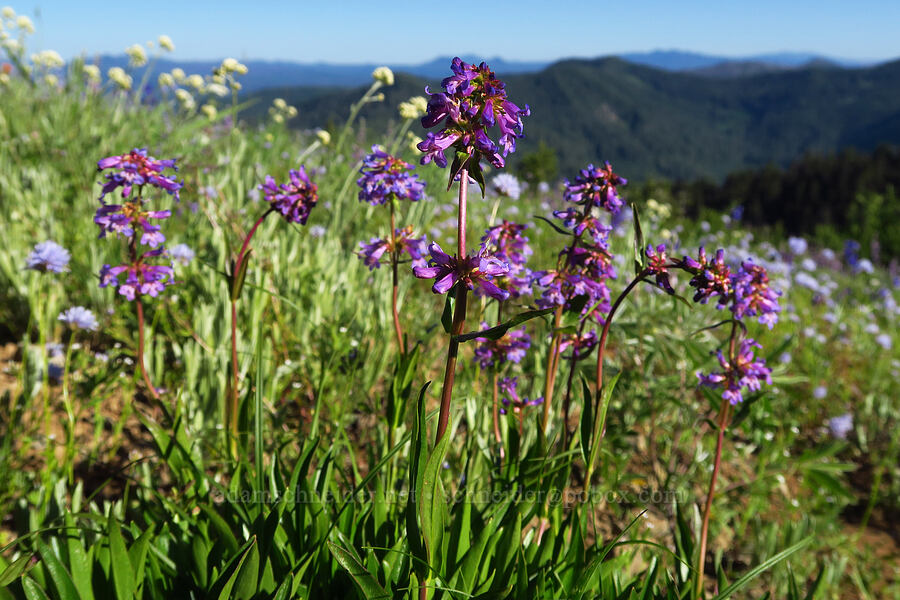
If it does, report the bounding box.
[695,319,738,598]
[435,169,468,444]
[586,270,647,485]
[229,208,274,456]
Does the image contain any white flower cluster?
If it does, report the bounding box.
[398,96,428,120]
[269,97,298,124]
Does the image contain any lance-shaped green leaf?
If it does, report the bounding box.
[230,249,253,301]
[0,554,32,587]
[452,307,555,343]
[327,541,391,600]
[419,429,452,578]
[579,376,593,463]
[107,514,136,600]
[533,214,572,236]
[710,537,813,600]
[406,383,431,581]
[586,371,621,476]
[441,286,456,334]
[631,202,645,275]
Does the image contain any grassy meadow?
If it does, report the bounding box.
[0,18,898,600]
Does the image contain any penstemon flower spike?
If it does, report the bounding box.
[95,149,182,400]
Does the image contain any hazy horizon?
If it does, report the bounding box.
[6,1,900,64]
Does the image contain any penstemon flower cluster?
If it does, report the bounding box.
[355,147,427,353]
[93,148,182,398]
[418,57,530,188]
[94,148,181,301]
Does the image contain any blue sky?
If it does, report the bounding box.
[9,0,900,63]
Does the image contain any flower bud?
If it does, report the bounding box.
[158,35,174,52]
[372,66,393,86]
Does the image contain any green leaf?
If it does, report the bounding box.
[230,249,253,301]
[441,286,455,334]
[420,428,452,578]
[711,537,813,600]
[21,576,51,600]
[631,202,645,275]
[199,505,240,557]
[212,537,258,600]
[108,513,135,600]
[232,537,260,600]
[36,539,81,600]
[579,376,593,463]
[533,214,572,236]
[586,371,621,477]
[327,541,391,599]
[452,307,556,343]
[0,554,32,587]
[469,161,487,197]
[127,526,153,593]
[63,513,93,600]
[406,382,432,580]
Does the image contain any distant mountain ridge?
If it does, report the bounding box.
[246,56,900,182]
[90,50,884,92]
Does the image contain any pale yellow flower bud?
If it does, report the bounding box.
[0,72,9,85]
[234,62,248,75]
[372,66,394,86]
[1,7,15,19]
[229,81,242,91]
[186,74,205,90]
[370,92,385,102]
[272,113,284,124]
[211,73,225,85]
[410,96,427,114]
[286,106,298,118]
[273,97,287,110]
[158,72,175,87]
[43,73,58,87]
[221,57,239,72]
[171,67,185,82]
[201,104,217,119]
[158,35,174,52]
[125,43,147,67]
[107,67,132,90]
[32,49,63,68]
[15,15,33,34]
[175,88,195,109]
[82,64,100,83]
[205,82,229,97]
[316,130,331,145]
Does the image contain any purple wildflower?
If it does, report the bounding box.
[97,148,181,201]
[99,248,174,301]
[563,162,627,214]
[94,203,171,247]
[731,261,781,328]
[357,147,426,205]
[26,241,70,273]
[259,166,319,225]
[498,376,544,415]
[558,329,599,358]
[680,247,732,306]
[413,242,510,300]
[478,220,533,298]
[552,208,611,247]
[417,57,530,171]
[697,338,772,404]
[169,243,195,265]
[828,413,853,439]
[645,244,674,294]
[357,225,428,270]
[473,324,531,369]
[58,306,99,331]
